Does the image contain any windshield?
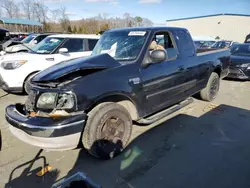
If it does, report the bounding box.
[230,44,250,56]
[21,35,36,43]
[32,37,64,54]
[92,31,148,61]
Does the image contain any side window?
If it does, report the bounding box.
[149,32,177,60]
[177,30,195,57]
[37,35,48,43]
[88,39,98,51]
[60,38,85,53]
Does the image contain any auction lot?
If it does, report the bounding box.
[1,79,250,188]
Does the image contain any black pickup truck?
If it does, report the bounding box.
[5,27,230,159]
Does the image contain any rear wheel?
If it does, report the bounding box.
[82,102,132,159]
[200,72,220,102]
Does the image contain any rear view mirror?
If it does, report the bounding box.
[150,49,167,63]
[33,40,38,44]
[59,48,68,54]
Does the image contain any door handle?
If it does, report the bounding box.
[178,66,185,72]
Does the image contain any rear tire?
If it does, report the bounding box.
[200,72,220,102]
[82,102,132,159]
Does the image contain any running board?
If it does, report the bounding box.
[137,97,194,125]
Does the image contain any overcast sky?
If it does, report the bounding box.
[44,0,250,23]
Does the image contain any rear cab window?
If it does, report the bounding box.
[176,30,195,57]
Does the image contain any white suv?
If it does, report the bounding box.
[0,34,100,93]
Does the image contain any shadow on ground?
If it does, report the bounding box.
[5,104,250,188]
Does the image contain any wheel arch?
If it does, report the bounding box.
[88,93,139,121]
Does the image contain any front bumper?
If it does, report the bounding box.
[226,67,250,80]
[5,104,87,150]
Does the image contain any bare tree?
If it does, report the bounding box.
[31,1,49,23]
[59,6,71,32]
[21,0,33,19]
[1,0,20,18]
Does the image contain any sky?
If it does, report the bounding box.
[44,0,250,23]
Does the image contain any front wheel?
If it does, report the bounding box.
[82,102,132,159]
[200,72,220,102]
[23,73,37,95]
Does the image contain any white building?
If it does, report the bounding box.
[166,13,250,42]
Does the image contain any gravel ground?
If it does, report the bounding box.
[1,80,250,188]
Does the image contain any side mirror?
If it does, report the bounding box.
[33,40,38,44]
[59,48,68,54]
[150,49,167,63]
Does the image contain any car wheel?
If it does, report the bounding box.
[23,73,36,95]
[200,72,220,102]
[82,102,132,159]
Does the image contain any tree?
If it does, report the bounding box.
[78,26,83,34]
[135,16,143,26]
[72,25,77,33]
[1,0,20,18]
[59,6,71,32]
[67,25,72,33]
[100,23,109,31]
[21,0,33,19]
[31,1,49,23]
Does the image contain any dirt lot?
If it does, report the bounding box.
[1,80,250,188]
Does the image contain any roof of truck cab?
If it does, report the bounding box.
[107,26,188,32]
[48,34,100,39]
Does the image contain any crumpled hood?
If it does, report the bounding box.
[32,53,121,82]
[231,55,250,65]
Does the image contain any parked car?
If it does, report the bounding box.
[210,40,236,49]
[0,28,11,49]
[5,27,230,159]
[0,34,100,94]
[3,33,59,54]
[194,40,216,49]
[226,43,250,80]
[245,34,250,43]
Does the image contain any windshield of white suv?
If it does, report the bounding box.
[21,35,36,43]
[32,37,64,54]
[92,31,148,61]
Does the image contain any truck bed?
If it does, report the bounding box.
[196,48,228,55]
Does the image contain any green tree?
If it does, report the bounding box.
[67,25,72,33]
[78,26,83,34]
[73,26,77,33]
[101,23,109,31]
[135,16,143,26]
[83,26,88,34]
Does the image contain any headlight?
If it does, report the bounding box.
[37,92,57,109]
[1,60,27,70]
[36,92,75,109]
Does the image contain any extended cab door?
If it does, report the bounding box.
[141,31,189,115]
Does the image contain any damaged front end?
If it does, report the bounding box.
[5,54,121,150]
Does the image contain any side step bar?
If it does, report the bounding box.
[137,97,194,125]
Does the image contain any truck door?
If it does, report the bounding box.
[140,31,189,115]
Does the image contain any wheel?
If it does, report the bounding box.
[23,73,36,94]
[200,72,220,102]
[82,102,132,159]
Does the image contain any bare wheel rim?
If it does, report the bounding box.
[100,116,125,144]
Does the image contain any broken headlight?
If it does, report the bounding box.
[37,92,57,109]
[36,92,75,110]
